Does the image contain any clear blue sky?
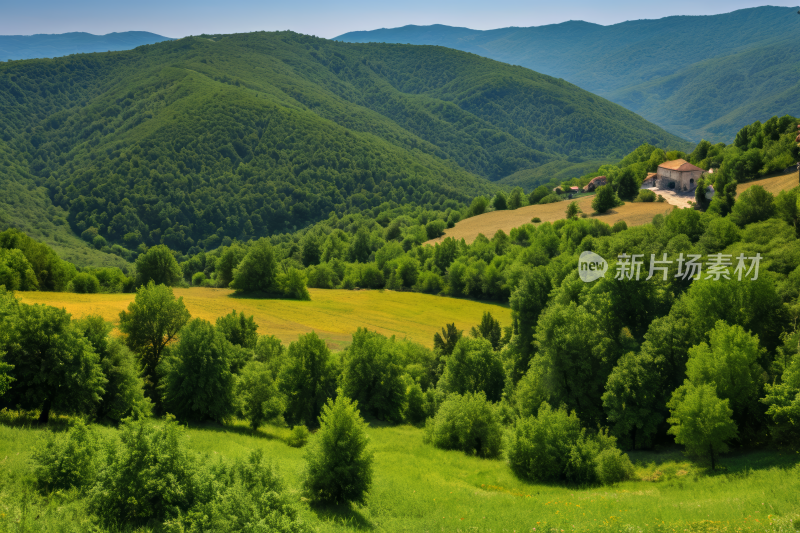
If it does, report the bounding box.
[1,0,793,39]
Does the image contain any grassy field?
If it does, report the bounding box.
[15,288,511,350]
[1,415,798,532]
[429,171,800,246]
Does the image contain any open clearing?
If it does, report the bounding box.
[428,171,800,245]
[16,288,511,350]
[2,418,798,532]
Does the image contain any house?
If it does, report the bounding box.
[642,172,657,187]
[569,186,580,193]
[585,175,607,192]
[656,159,703,192]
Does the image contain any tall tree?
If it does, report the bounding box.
[278,332,337,427]
[118,281,190,405]
[134,245,183,287]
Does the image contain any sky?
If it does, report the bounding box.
[1,0,795,39]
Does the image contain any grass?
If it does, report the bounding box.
[15,288,511,350]
[430,170,800,246]
[1,412,798,532]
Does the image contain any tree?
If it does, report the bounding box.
[468,196,488,217]
[302,392,374,505]
[667,382,738,469]
[566,201,581,220]
[432,323,462,381]
[707,169,737,216]
[215,244,247,287]
[529,185,551,205]
[278,332,337,427]
[0,248,39,290]
[615,167,639,201]
[730,185,776,227]
[135,245,183,287]
[279,267,311,300]
[694,177,709,210]
[301,233,322,266]
[3,303,106,423]
[340,329,406,422]
[470,311,502,350]
[423,391,502,458]
[229,238,279,294]
[775,188,799,233]
[438,337,505,402]
[493,191,507,210]
[216,310,259,349]
[698,217,741,253]
[118,282,190,405]
[76,315,152,423]
[161,318,236,423]
[236,360,285,430]
[349,226,371,263]
[508,187,526,210]
[508,266,551,383]
[592,184,618,214]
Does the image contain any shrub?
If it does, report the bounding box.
[302,393,374,505]
[32,419,102,493]
[89,417,202,527]
[438,337,505,402]
[539,193,560,204]
[594,448,635,484]
[191,271,206,286]
[287,425,311,448]
[215,310,258,349]
[424,391,502,458]
[135,244,182,287]
[236,360,285,430]
[69,272,100,293]
[229,238,279,294]
[161,318,236,423]
[405,383,427,424]
[635,189,657,202]
[531,217,541,223]
[612,220,628,233]
[279,267,311,300]
[425,219,447,239]
[505,403,631,484]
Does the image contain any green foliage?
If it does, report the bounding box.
[635,189,656,202]
[0,228,74,291]
[730,185,776,227]
[591,184,619,214]
[340,328,406,423]
[229,238,281,294]
[3,302,105,423]
[438,336,505,402]
[493,191,508,210]
[76,315,152,423]
[404,383,427,425]
[215,310,259,350]
[287,425,311,448]
[566,201,581,219]
[32,419,102,493]
[118,281,190,404]
[236,360,285,430]
[423,391,502,458]
[505,403,631,484]
[468,197,489,217]
[668,382,738,469]
[278,332,337,427]
[470,311,502,350]
[0,248,39,290]
[615,167,639,201]
[302,393,373,505]
[69,272,100,293]
[279,267,312,300]
[134,245,182,287]
[161,318,236,423]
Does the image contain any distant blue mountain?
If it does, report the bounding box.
[0,31,173,61]
[336,6,800,143]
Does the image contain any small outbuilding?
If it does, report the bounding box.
[585,175,607,192]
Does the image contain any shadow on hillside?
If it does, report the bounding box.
[186,420,287,443]
[0,408,71,431]
[308,502,375,531]
[628,445,800,479]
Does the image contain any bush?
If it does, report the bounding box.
[438,337,505,402]
[531,217,541,223]
[592,184,619,213]
[230,238,280,294]
[279,267,311,300]
[505,403,631,485]
[191,271,206,286]
[425,219,447,239]
[89,416,202,527]
[594,448,635,485]
[216,310,259,349]
[405,383,426,424]
[287,425,310,448]
[635,189,657,202]
[135,244,183,287]
[236,360,285,430]
[539,193,560,204]
[424,391,502,458]
[302,393,374,505]
[161,318,236,423]
[69,272,100,293]
[32,419,102,493]
[612,220,628,233]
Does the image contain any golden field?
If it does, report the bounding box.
[427,170,800,245]
[16,288,511,350]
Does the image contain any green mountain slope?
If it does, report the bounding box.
[0,31,686,254]
[0,31,173,61]
[336,6,800,142]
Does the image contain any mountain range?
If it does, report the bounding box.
[335,6,800,143]
[0,31,689,255]
[0,31,172,61]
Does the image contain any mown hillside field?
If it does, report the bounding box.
[16,287,511,350]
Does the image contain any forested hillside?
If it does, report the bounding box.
[336,6,800,142]
[0,31,687,255]
[0,31,173,61]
